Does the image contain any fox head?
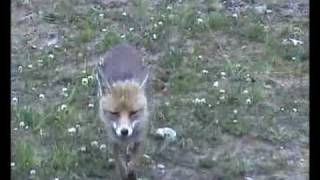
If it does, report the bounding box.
[96,43,149,140]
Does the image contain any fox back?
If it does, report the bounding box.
[96,43,149,144]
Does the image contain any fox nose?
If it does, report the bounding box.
[121,128,129,136]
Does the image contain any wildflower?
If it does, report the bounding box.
[280,107,285,111]
[122,12,127,16]
[30,169,36,175]
[12,97,18,104]
[150,16,154,21]
[39,94,45,99]
[62,87,68,92]
[232,119,238,123]
[246,98,252,104]
[99,13,104,17]
[289,38,304,46]
[215,119,219,124]
[208,104,212,108]
[54,178,60,180]
[27,64,33,69]
[99,144,107,150]
[76,124,81,129]
[68,127,76,133]
[197,55,203,60]
[10,162,15,167]
[18,66,23,73]
[60,104,67,111]
[108,158,114,163]
[158,21,163,25]
[219,95,225,100]
[166,6,172,10]
[48,54,54,59]
[120,34,126,39]
[129,27,134,32]
[242,89,249,94]
[232,13,238,18]
[291,57,297,60]
[80,146,86,152]
[197,18,204,23]
[82,78,89,86]
[213,81,219,87]
[88,103,94,108]
[152,34,157,40]
[202,69,208,74]
[87,75,94,81]
[292,108,297,112]
[233,109,238,114]
[91,141,99,147]
[219,89,225,93]
[102,28,107,32]
[25,126,29,129]
[220,72,226,76]
[192,98,206,104]
[19,121,25,127]
[157,164,165,169]
[164,102,170,106]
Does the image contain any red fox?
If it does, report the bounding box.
[96,43,149,180]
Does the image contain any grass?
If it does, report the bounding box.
[11,0,309,179]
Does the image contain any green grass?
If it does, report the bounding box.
[11,0,309,179]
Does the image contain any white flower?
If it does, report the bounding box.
[102,28,107,32]
[220,72,226,76]
[122,12,127,16]
[108,158,114,163]
[30,169,36,175]
[60,104,67,111]
[154,23,158,28]
[82,78,88,86]
[87,75,94,81]
[68,127,76,133]
[232,119,238,123]
[291,57,297,60]
[233,109,238,114]
[54,178,60,180]
[10,162,15,167]
[39,94,45,99]
[242,89,249,94]
[27,64,33,69]
[152,34,157,40]
[19,121,25,127]
[197,55,203,60]
[80,146,86,152]
[158,21,163,25]
[48,54,54,59]
[88,103,94,108]
[166,6,172,10]
[129,27,134,32]
[208,104,212,108]
[76,124,81,129]
[14,128,18,131]
[213,81,219,87]
[232,13,238,18]
[25,126,29,129]
[91,141,99,147]
[197,18,204,23]
[219,89,225,93]
[81,70,87,74]
[202,69,208,74]
[12,97,18,104]
[150,16,155,21]
[99,13,104,17]
[246,98,252,104]
[157,164,165,169]
[219,95,225,100]
[215,119,219,124]
[245,177,254,180]
[292,108,297,112]
[39,129,44,136]
[289,38,304,46]
[18,66,23,73]
[120,34,126,39]
[62,87,68,92]
[192,98,206,104]
[235,63,241,68]
[99,144,106,150]
[280,107,285,111]
[164,102,170,106]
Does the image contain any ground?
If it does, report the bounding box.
[11,0,309,179]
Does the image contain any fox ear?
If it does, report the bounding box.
[96,65,112,96]
[139,73,149,89]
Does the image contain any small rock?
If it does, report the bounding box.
[155,127,177,142]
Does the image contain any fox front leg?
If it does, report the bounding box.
[127,142,143,174]
[113,143,129,180]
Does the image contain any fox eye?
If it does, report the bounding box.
[129,110,139,118]
[104,110,120,118]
